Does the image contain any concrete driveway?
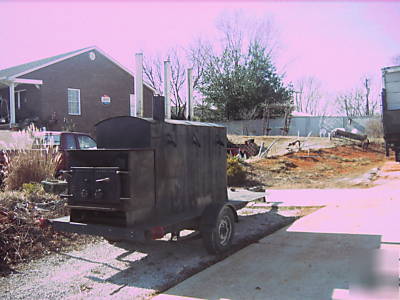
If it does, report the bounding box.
[154,163,400,300]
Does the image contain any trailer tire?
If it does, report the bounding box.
[201,206,235,254]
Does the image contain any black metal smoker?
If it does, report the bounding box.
[51,96,237,254]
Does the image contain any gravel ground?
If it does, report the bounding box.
[0,205,309,300]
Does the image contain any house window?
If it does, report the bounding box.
[68,88,81,115]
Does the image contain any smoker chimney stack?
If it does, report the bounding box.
[153,95,165,122]
[164,60,171,119]
[186,68,193,120]
[135,53,144,117]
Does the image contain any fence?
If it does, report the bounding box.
[219,116,381,137]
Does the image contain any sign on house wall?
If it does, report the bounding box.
[101,95,111,105]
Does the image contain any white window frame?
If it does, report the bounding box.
[68,88,81,115]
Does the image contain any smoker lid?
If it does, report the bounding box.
[164,119,225,128]
[96,116,225,128]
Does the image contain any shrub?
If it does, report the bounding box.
[227,156,246,186]
[365,118,383,138]
[0,125,62,191]
[22,182,45,195]
[2,148,61,191]
[0,189,70,268]
[0,124,35,150]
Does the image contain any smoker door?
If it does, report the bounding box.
[69,167,121,204]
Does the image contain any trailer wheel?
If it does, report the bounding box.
[202,206,235,254]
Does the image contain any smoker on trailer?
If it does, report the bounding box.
[382,65,400,161]
[50,96,237,254]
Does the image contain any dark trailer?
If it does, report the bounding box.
[382,65,400,161]
[51,98,237,254]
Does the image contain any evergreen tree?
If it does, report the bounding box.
[198,40,292,121]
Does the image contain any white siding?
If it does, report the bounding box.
[385,70,400,110]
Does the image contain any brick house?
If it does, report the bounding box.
[0,46,155,134]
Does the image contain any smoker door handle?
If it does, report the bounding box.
[192,134,201,147]
[59,170,72,177]
[96,177,110,183]
[116,171,129,175]
[166,134,177,147]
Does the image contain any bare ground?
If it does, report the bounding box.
[236,139,387,189]
[0,206,307,300]
[0,136,390,299]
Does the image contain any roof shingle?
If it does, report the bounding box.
[0,46,94,78]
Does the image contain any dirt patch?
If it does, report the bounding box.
[227,135,366,157]
[241,142,386,189]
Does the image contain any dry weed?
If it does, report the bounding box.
[2,149,61,191]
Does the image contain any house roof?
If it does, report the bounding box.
[0,46,155,92]
[0,47,92,78]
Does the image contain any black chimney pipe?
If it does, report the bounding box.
[153,95,165,122]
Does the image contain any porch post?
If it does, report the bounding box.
[9,82,15,125]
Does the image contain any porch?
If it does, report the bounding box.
[0,78,43,128]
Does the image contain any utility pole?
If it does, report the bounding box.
[365,78,370,116]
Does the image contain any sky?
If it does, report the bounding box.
[0,0,399,106]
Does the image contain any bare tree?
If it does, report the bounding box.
[187,38,212,90]
[169,48,187,118]
[143,55,163,95]
[214,10,279,60]
[336,89,366,117]
[143,44,208,119]
[143,48,188,119]
[293,76,325,116]
[335,76,379,117]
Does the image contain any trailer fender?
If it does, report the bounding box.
[200,203,238,233]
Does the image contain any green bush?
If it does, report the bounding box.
[227,156,246,186]
[22,182,45,195]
